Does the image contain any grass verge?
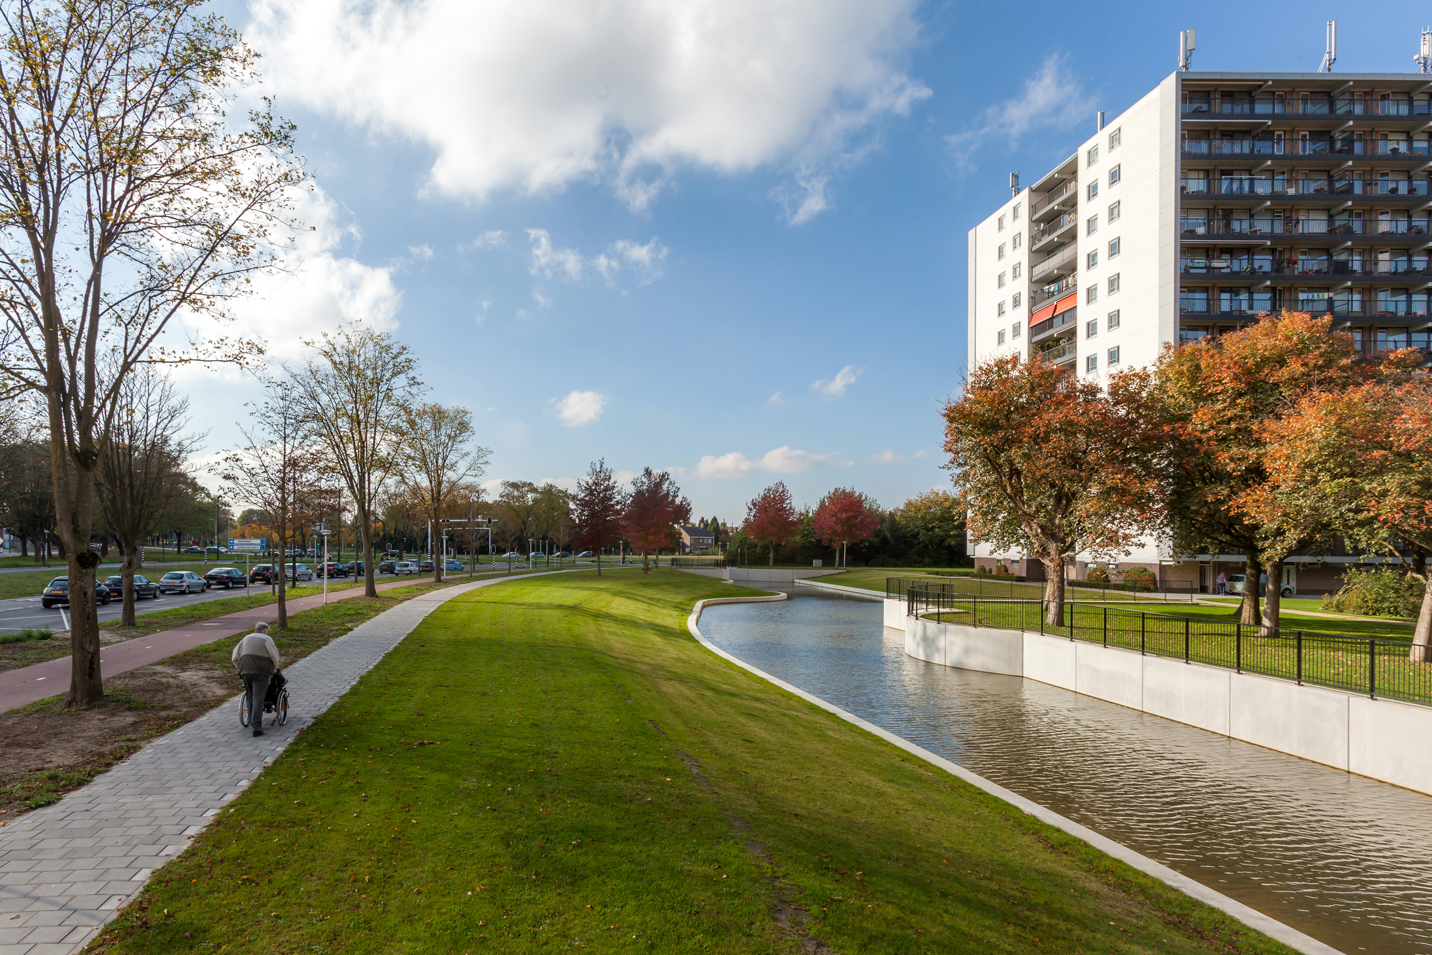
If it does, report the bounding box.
[91,569,1296,954]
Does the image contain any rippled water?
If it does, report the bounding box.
[699,590,1432,955]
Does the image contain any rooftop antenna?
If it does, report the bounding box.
[1009,172,1019,197]
[1097,110,1106,131]
[1319,21,1337,72]
[1179,29,1195,71]
[1416,27,1432,73]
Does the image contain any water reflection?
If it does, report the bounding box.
[699,591,1432,955]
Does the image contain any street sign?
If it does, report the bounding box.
[229,538,265,553]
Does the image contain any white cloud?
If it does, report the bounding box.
[532,290,553,309]
[408,243,434,262]
[247,0,928,220]
[874,449,906,464]
[945,54,1094,172]
[912,449,931,459]
[811,364,863,397]
[553,390,607,427]
[694,445,834,479]
[527,228,585,281]
[768,390,784,405]
[461,230,507,252]
[530,229,669,289]
[614,469,637,487]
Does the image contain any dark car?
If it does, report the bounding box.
[183,545,203,554]
[346,560,365,577]
[42,577,111,609]
[377,560,396,575]
[102,575,160,600]
[419,559,434,572]
[249,563,277,584]
[317,562,348,578]
[203,567,248,589]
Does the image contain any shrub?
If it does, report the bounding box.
[1086,565,1110,584]
[976,565,989,575]
[0,628,53,645]
[1322,568,1422,618]
[1122,567,1157,592]
[993,564,1011,576]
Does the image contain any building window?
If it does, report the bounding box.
[1086,250,1099,270]
[1012,232,1022,249]
[1086,319,1099,338]
[998,243,1006,260]
[1108,201,1121,222]
[1012,262,1022,279]
[1088,144,1099,166]
[1013,202,1021,220]
[1107,309,1121,330]
[1108,346,1121,365]
[1086,284,1098,304]
[998,214,1006,231]
[1087,215,1098,235]
[998,300,1007,316]
[1108,236,1121,258]
[998,271,1007,288]
[1087,181,1099,201]
[1012,321,1022,338]
[1109,164,1121,186]
[1108,273,1121,294]
[998,329,1006,345]
[1109,127,1121,150]
[1086,354,1099,373]
[1012,292,1022,308]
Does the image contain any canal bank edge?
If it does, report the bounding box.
[892,600,1432,797]
[686,595,1344,955]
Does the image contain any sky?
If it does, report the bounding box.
[178,0,1432,522]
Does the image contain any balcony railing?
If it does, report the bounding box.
[1179,298,1432,319]
[1179,217,1432,238]
[1180,259,1432,280]
[1032,211,1077,246]
[1031,277,1078,309]
[1030,179,1077,218]
[1180,139,1431,158]
[1031,242,1077,279]
[1034,340,1077,364]
[1182,99,1432,118]
[1029,306,1078,341]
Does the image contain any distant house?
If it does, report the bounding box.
[679,525,715,553]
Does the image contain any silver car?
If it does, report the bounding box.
[158,571,207,594]
[394,561,418,575]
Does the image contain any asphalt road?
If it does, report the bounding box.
[0,579,284,634]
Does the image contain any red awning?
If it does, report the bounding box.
[1032,302,1056,322]
[1053,292,1077,314]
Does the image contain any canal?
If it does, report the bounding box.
[698,589,1432,955]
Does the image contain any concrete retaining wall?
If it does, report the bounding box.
[674,567,845,584]
[883,597,907,630]
[792,578,884,601]
[906,617,1432,796]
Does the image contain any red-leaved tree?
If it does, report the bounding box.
[812,488,881,567]
[573,459,628,577]
[743,482,801,567]
[623,467,692,573]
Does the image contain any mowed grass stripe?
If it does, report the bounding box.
[91,570,1297,954]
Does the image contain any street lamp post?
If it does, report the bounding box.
[313,524,332,606]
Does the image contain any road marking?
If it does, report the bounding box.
[35,677,44,681]
[61,609,69,630]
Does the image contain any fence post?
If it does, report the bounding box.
[1140,611,1146,655]
[1296,631,1302,685]
[1103,606,1108,647]
[1184,618,1190,663]
[1236,624,1242,673]
[1369,639,1376,699]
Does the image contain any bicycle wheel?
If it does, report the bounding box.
[277,689,289,726]
[239,690,251,728]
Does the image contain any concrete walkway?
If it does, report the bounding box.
[0,573,525,712]
[0,570,545,955]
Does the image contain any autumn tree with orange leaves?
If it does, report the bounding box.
[743,482,801,567]
[812,488,881,567]
[623,467,691,573]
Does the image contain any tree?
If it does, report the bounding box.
[573,459,627,576]
[743,482,801,567]
[943,355,1155,627]
[298,325,422,597]
[219,377,321,631]
[623,468,692,573]
[0,0,302,704]
[493,480,540,561]
[1149,311,1391,629]
[1259,377,1432,658]
[534,482,572,559]
[394,402,489,582]
[895,489,967,566]
[0,431,53,561]
[95,367,200,626]
[812,488,882,567]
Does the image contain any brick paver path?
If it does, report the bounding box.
[0,572,547,955]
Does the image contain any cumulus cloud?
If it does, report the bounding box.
[246,0,928,220]
[694,445,835,479]
[812,364,863,397]
[461,230,507,252]
[945,54,1095,172]
[529,229,669,289]
[553,390,607,427]
[873,449,906,464]
[527,229,585,281]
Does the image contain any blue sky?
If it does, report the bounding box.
[187,0,1432,522]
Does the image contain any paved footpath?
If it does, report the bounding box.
[0,574,526,713]
[0,571,554,955]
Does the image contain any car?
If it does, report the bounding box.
[41,577,112,609]
[1226,574,1294,598]
[419,559,434,572]
[394,561,418,575]
[555,552,571,559]
[249,563,277,584]
[501,551,522,559]
[317,562,348,578]
[102,574,161,600]
[157,571,206,595]
[346,560,365,576]
[288,563,315,582]
[377,560,397,575]
[443,558,464,571]
[205,545,227,555]
[576,550,593,558]
[183,545,203,554]
[203,567,248,589]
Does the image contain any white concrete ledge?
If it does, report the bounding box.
[792,578,884,601]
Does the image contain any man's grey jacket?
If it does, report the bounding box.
[231,632,281,676]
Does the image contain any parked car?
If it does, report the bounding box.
[203,567,248,589]
[394,561,419,575]
[317,562,348,578]
[419,559,434,572]
[182,545,203,554]
[377,560,397,575]
[1226,574,1294,598]
[288,563,314,582]
[157,571,207,595]
[205,545,227,555]
[443,558,464,572]
[249,563,277,584]
[576,550,593,558]
[555,552,571,559]
[102,574,160,600]
[346,561,365,577]
[41,577,112,609]
[501,551,522,559]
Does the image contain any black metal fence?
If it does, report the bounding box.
[904,590,1432,706]
[884,576,1198,602]
[671,557,728,569]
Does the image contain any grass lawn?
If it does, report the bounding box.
[92,569,1296,954]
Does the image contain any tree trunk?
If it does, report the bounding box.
[119,540,139,628]
[769,543,774,568]
[275,531,289,631]
[1042,553,1066,628]
[641,551,650,574]
[1261,559,1284,634]
[359,513,377,598]
[1238,553,1262,626]
[1410,574,1432,663]
[595,549,602,577]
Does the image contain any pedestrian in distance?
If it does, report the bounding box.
[232,622,281,737]
[1215,571,1227,595]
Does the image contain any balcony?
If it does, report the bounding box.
[1030,211,1077,254]
[1030,179,1077,221]
[1029,306,1077,343]
[1178,217,1432,240]
[1180,139,1432,160]
[1031,243,1077,282]
[1031,276,1078,310]
[1179,298,1432,320]
[1181,98,1432,118]
[1180,258,1432,281]
[1034,340,1078,365]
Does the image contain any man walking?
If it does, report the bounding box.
[232,622,281,737]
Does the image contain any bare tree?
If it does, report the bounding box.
[219,377,320,631]
[298,325,421,597]
[95,367,200,626]
[0,0,303,704]
[394,402,489,583]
